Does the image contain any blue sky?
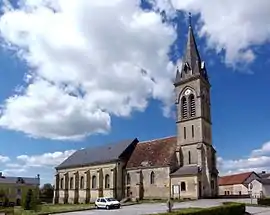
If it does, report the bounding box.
[0,0,270,185]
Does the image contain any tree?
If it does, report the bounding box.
[0,189,9,207]
[23,188,38,210]
[40,183,54,203]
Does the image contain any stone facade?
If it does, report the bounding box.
[53,21,219,204]
[54,161,126,204]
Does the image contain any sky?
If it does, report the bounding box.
[0,0,270,186]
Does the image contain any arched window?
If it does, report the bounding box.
[80,176,84,189]
[70,177,74,189]
[188,151,191,164]
[181,182,186,191]
[189,94,196,117]
[92,175,97,189]
[105,174,110,188]
[60,178,63,189]
[127,173,131,185]
[150,172,155,184]
[181,97,188,119]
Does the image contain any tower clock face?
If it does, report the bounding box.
[184,89,191,96]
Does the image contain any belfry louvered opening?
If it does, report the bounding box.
[189,94,196,117]
[181,97,188,119]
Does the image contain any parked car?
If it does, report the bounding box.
[95,197,121,210]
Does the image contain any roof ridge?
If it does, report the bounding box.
[139,135,176,144]
[219,171,253,177]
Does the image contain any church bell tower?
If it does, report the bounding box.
[174,14,218,197]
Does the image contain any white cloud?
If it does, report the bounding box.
[2,168,27,175]
[218,141,270,176]
[17,149,76,167]
[1,149,75,184]
[171,0,270,67]
[0,0,176,140]
[0,155,10,163]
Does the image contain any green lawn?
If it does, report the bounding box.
[12,203,94,215]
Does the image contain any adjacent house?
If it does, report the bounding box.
[0,172,40,206]
[258,171,270,197]
[218,171,270,198]
[53,20,219,204]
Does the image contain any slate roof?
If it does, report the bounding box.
[258,172,270,179]
[126,136,177,169]
[218,172,254,186]
[0,176,40,185]
[175,19,208,85]
[259,178,270,185]
[56,138,138,170]
[170,164,199,176]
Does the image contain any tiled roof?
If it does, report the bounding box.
[218,172,253,186]
[126,136,177,169]
[0,176,40,185]
[170,164,199,176]
[56,138,138,170]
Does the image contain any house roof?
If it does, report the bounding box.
[0,176,40,185]
[218,172,254,186]
[259,178,270,185]
[170,164,199,176]
[126,136,177,169]
[56,138,138,170]
[258,172,270,179]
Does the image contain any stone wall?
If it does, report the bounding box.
[171,175,198,199]
[54,161,126,204]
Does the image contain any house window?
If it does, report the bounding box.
[189,94,196,117]
[80,176,84,189]
[70,177,74,189]
[150,172,155,184]
[92,175,97,189]
[192,125,194,138]
[127,173,131,185]
[181,97,188,119]
[181,182,186,191]
[17,189,21,195]
[105,174,110,188]
[239,191,242,195]
[188,151,191,164]
[184,127,186,139]
[60,178,63,189]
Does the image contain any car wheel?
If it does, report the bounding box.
[95,204,99,209]
[106,205,110,210]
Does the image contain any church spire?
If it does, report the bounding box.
[175,13,208,85]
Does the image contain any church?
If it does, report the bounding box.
[53,21,219,204]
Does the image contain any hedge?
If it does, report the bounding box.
[258,198,270,206]
[152,202,245,215]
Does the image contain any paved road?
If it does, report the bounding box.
[56,199,270,215]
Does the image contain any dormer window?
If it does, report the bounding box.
[16,177,24,184]
[184,62,190,73]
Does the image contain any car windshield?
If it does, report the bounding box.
[105,198,117,202]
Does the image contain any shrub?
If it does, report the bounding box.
[258,198,270,206]
[152,202,245,215]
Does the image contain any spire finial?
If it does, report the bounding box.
[188,12,192,27]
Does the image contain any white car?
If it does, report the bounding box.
[95,197,121,210]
